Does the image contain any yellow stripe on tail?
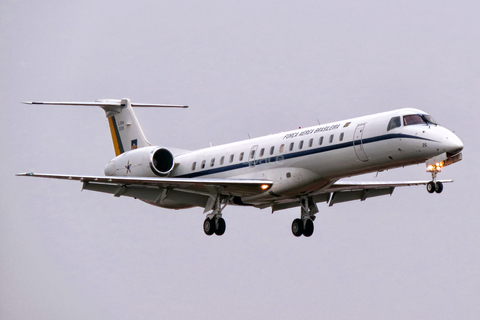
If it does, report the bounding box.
[108,116,123,156]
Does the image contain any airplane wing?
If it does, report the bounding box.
[16,173,273,206]
[16,173,273,196]
[265,179,453,212]
[324,179,453,192]
[324,179,453,206]
[16,172,453,212]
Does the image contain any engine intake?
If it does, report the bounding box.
[150,148,175,176]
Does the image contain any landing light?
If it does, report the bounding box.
[427,162,444,172]
[261,184,270,191]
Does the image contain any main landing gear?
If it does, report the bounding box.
[426,163,443,194]
[291,196,318,237]
[203,194,228,236]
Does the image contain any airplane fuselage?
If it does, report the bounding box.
[105,108,463,208]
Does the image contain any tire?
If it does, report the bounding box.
[291,219,304,237]
[203,218,215,236]
[303,219,314,237]
[215,218,226,236]
[427,181,435,194]
[435,181,443,194]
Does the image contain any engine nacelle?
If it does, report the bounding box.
[104,146,175,177]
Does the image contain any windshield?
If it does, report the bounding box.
[403,114,439,126]
[422,114,438,125]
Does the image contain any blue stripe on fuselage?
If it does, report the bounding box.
[176,133,435,178]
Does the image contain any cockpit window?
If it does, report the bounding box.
[387,116,401,131]
[403,114,426,126]
[422,114,438,125]
[403,114,439,126]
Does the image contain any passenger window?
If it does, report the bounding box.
[339,132,344,141]
[387,116,401,130]
[210,158,215,167]
[259,148,264,157]
[319,137,324,145]
[299,141,304,149]
[309,138,313,147]
[279,144,285,153]
[250,149,256,159]
[329,135,334,143]
[289,142,294,151]
[229,154,234,163]
[239,152,244,161]
[201,160,206,169]
[220,156,224,165]
[270,146,275,155]
[191,162,196,171]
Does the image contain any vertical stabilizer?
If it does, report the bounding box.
[100,98,151,156]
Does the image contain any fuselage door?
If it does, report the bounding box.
[249,145,258,167]
[353,124,369,162]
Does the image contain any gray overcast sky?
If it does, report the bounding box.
[1,0,479,319]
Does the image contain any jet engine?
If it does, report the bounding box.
[104,146,175,177]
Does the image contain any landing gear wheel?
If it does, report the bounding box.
[427,181,435,194]
[435,181,443,194]
[203,218,215,236]
[215,218,226,236]
[292,219,304,237]
[303,219,314,237]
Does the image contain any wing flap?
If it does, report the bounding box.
[82,182,209,208]
[329,187,394,206]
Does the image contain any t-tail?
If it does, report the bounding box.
[22,98,188,156]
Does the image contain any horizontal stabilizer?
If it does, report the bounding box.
[22,100,188,108]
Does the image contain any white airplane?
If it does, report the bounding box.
[17,99,463,237]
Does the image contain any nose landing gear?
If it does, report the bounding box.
[426,163,443,194]
[427,181,443,194]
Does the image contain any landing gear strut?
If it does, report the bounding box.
[291,196,318,237]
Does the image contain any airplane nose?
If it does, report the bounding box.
[445,131,464,155]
